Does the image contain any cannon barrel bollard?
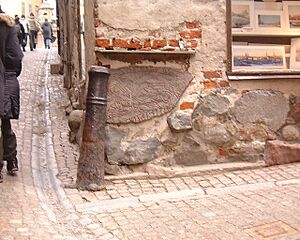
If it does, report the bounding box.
[76,66,110,191]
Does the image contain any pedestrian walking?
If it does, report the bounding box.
[41,18,52,49]
[19,15,29,51]
[15,16,26,51]
[0,5,24,181]
[28,12,40,51]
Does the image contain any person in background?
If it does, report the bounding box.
[28,12,40,51]
[41,18,52,49]
[19,15,29,51]
[15,16,26,51]
[0,5,24,181]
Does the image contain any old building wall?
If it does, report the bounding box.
[79,0,300,175]
[57,0,83,113]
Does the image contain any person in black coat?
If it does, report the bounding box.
[15,16,26,51]
[0,6,24,181]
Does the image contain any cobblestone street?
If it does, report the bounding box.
[0,49,299,240]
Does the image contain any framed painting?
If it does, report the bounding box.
[255,10,284,31]
[290,38,300,69]
[232,45,286,70]
[283,1,300,31]
[232,1,255,32]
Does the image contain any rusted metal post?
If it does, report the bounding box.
[76,66,110,191]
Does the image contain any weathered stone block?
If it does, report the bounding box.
[124,138,161,165]
[264,140,300,165]
[105,162,132,175]
[289,95,300,122]
[238,124,269,142]
[106,126,128,165]
[230,141,265,162]
[203,124,233,147]
[282,125,299,141]
[167,110,193,132]
[107,67,193,124]
[232,90,289,131]
[174,149,209,166]
[193,93,230,118]
[68,110,84,131]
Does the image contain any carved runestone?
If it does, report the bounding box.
[107,67,193,124]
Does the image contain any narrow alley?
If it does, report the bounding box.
[0,49,300,240]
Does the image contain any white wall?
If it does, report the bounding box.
[1,0,22,17]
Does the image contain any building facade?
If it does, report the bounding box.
[59,0,300,176]
[0,0,42,17]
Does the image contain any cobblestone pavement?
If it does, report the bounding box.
[0,48,300,240]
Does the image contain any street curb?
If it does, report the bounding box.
[105,161,267,181]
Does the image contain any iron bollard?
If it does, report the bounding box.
[76,66,110,191]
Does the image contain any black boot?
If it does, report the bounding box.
[7,159,18,176]
[0,164,3,182]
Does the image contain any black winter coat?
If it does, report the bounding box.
[0,13,24,119]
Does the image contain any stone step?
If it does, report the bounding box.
[264,140,300,166]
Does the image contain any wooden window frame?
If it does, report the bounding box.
[226,0,300,80]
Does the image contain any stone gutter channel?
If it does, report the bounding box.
[30,51,90,239]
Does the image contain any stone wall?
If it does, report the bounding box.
[78,0,300,175]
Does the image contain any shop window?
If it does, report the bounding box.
[227,0,300,78]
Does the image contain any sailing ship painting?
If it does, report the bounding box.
[233,46,286,69]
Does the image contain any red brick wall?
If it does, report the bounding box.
[95,21,202,51]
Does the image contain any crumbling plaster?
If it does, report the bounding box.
[96,0,227,71]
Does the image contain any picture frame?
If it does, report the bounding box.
[232,1,255,32]
[283,1,300,31]
[255,10,284,31]
[254,1,283,12]
[290,38,300,69]
[232,45,287,70]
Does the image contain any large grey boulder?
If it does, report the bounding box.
[124,138,161,165]
[167,110,193,132]
[106,126,162,165]
[232,90,289,131]
[106,126,128,165]
[193,93,230,118]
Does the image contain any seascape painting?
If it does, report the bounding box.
[233,45,286,69]
[258,14,281,27]
[232,4,251,29]
[288,5,300,29]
